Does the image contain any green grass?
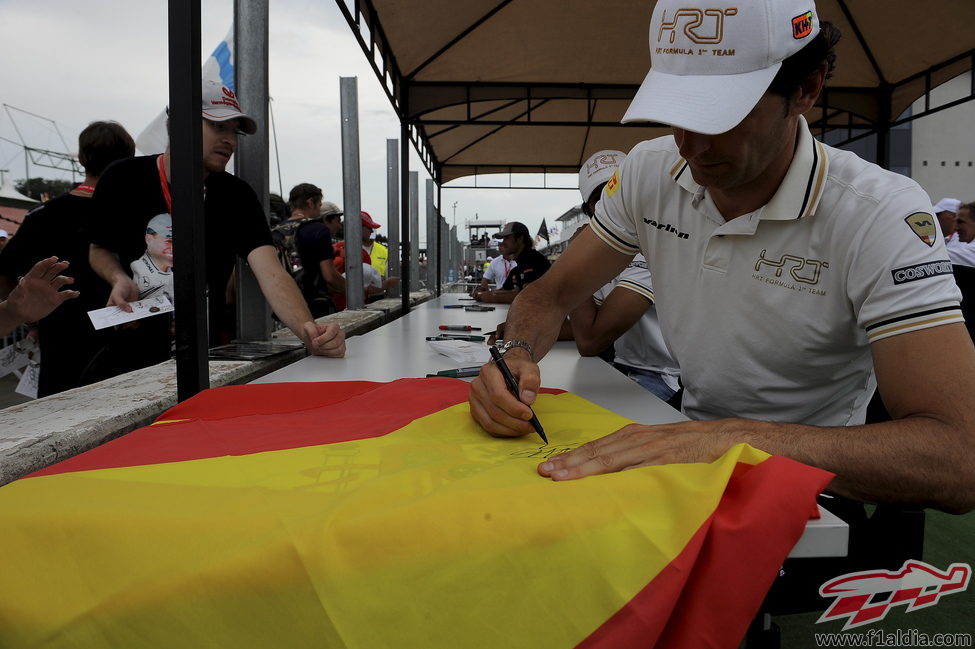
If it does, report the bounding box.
[776,510,975,647]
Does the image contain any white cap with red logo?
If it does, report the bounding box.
[201,79,258,134]
[623,0,820,134]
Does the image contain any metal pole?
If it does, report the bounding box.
[235,0,273,341]
[168,0,208,401]
[436,180,443,296]
[400,117,411,314]
[340,77,364,309]
[410,171,420,291]
[386,139,401,297]
[268,97,284,199]
[440,215,448,293]
[449,225,458,284]
[453,225,461,284]
[425,178,436,293]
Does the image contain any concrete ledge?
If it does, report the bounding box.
[0,290,433,486]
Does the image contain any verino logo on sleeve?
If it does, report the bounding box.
[905,212,938,247]
[892,260,953,285]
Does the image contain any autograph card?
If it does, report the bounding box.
[87,295,174,330]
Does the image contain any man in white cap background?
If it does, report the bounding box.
[954,202,975,245]
[946,200,975,266]
[567,150,681,404]
[469,0,975,515]
[88,80,345,381]
[932,197,961,245]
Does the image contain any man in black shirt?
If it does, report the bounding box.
[475,221,551,304]
[88,81,345,379]
[0,120,135,396]
[273,185,346,318]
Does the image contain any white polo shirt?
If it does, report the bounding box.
[947,238,975,268]
[484,256,516,289]
[591,118,962,426]
[593,254,680,386]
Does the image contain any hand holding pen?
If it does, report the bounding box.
[488,346,547,444]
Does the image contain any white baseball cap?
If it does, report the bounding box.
[579,150,625,203]
[201,79,258,135]
[623,0,820,134]
[933,198,961,214]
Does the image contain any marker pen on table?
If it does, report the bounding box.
[439,325,482,331]
[489,346,548,444]
[425,367,483,378]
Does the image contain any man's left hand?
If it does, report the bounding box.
[303,321,346,358]
[537,419,745,480]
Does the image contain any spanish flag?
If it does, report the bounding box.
[0,379,832,648]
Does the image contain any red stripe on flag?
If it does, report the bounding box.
[29,379,564,478]
[577,455,833,649]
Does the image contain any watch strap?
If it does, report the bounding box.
[496,339,534,359]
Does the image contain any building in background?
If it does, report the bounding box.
[910,72,975,201]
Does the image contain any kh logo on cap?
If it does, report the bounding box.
[792,11,814,38]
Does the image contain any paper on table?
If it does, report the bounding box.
[15,363,39,399]
[0,344,29,378]
[426,339,493,364]
[87,295,174,330]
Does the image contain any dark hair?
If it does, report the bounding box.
[582,184,607,217]
[78,121,135,177]
[507,222,533,249]
[287,183,323,210]
[960,202,975,217]
[767,21,841,99]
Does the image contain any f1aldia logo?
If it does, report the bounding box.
[817,560,971,630]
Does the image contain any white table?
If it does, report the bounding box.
[257,294,685,425]
[256,293,848,558]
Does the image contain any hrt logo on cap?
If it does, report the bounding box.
[657,7,738,45]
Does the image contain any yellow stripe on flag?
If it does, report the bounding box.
[0,392,769,648]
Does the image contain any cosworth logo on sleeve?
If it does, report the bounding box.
[891,260,953,284]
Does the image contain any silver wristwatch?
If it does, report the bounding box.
[495,339,534,359]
